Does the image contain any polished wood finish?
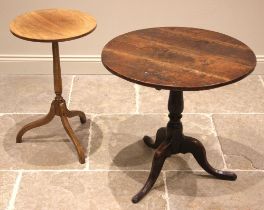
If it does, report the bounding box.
[16,102,55,143]
[132,91,237,203]
[10,9,96,42]
[102,27,256,91]
[11,9,96,163]
[16,42,87,164]
[101,27,256,203]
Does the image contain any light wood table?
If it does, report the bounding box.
[10,9,96,164]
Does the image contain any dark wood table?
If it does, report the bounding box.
[101,27,256,203]
[10,9,96,164]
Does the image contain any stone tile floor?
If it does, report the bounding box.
[0,74,264,210]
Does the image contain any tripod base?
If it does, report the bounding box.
[132,91,237,203]
[132,128,237,203]
[16,97,87,164]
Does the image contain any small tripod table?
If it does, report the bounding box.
[101,27,256,202]
[10,9,96,164]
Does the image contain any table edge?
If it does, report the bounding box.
[101,53,257,91]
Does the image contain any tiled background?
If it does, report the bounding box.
[0,68,264,209]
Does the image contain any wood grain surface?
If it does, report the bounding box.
[10,9,96,42]
[101,27,256,91]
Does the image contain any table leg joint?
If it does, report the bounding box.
[16,96,86,164]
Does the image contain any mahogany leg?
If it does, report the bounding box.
[143,127,166,149]
[59,103,85,164]
[132,141,172,203]
[133,91,238,203]
[180,136,237,180]
[16,101,55,143]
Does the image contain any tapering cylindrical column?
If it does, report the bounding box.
[52,42,63,97]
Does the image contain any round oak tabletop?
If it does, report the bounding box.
[10,9,96,42]
[101,27,256,91]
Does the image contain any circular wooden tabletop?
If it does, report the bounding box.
[10,9,96,42]
[101,27,256,91]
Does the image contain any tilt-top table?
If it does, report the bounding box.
[101,27,256,202]
[10,9,96,164]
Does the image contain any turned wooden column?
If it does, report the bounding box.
[52,42,63,98]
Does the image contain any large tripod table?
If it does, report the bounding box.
[101,27,256,202]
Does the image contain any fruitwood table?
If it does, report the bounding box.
[101,27,256,202]
[10,9,96,164]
